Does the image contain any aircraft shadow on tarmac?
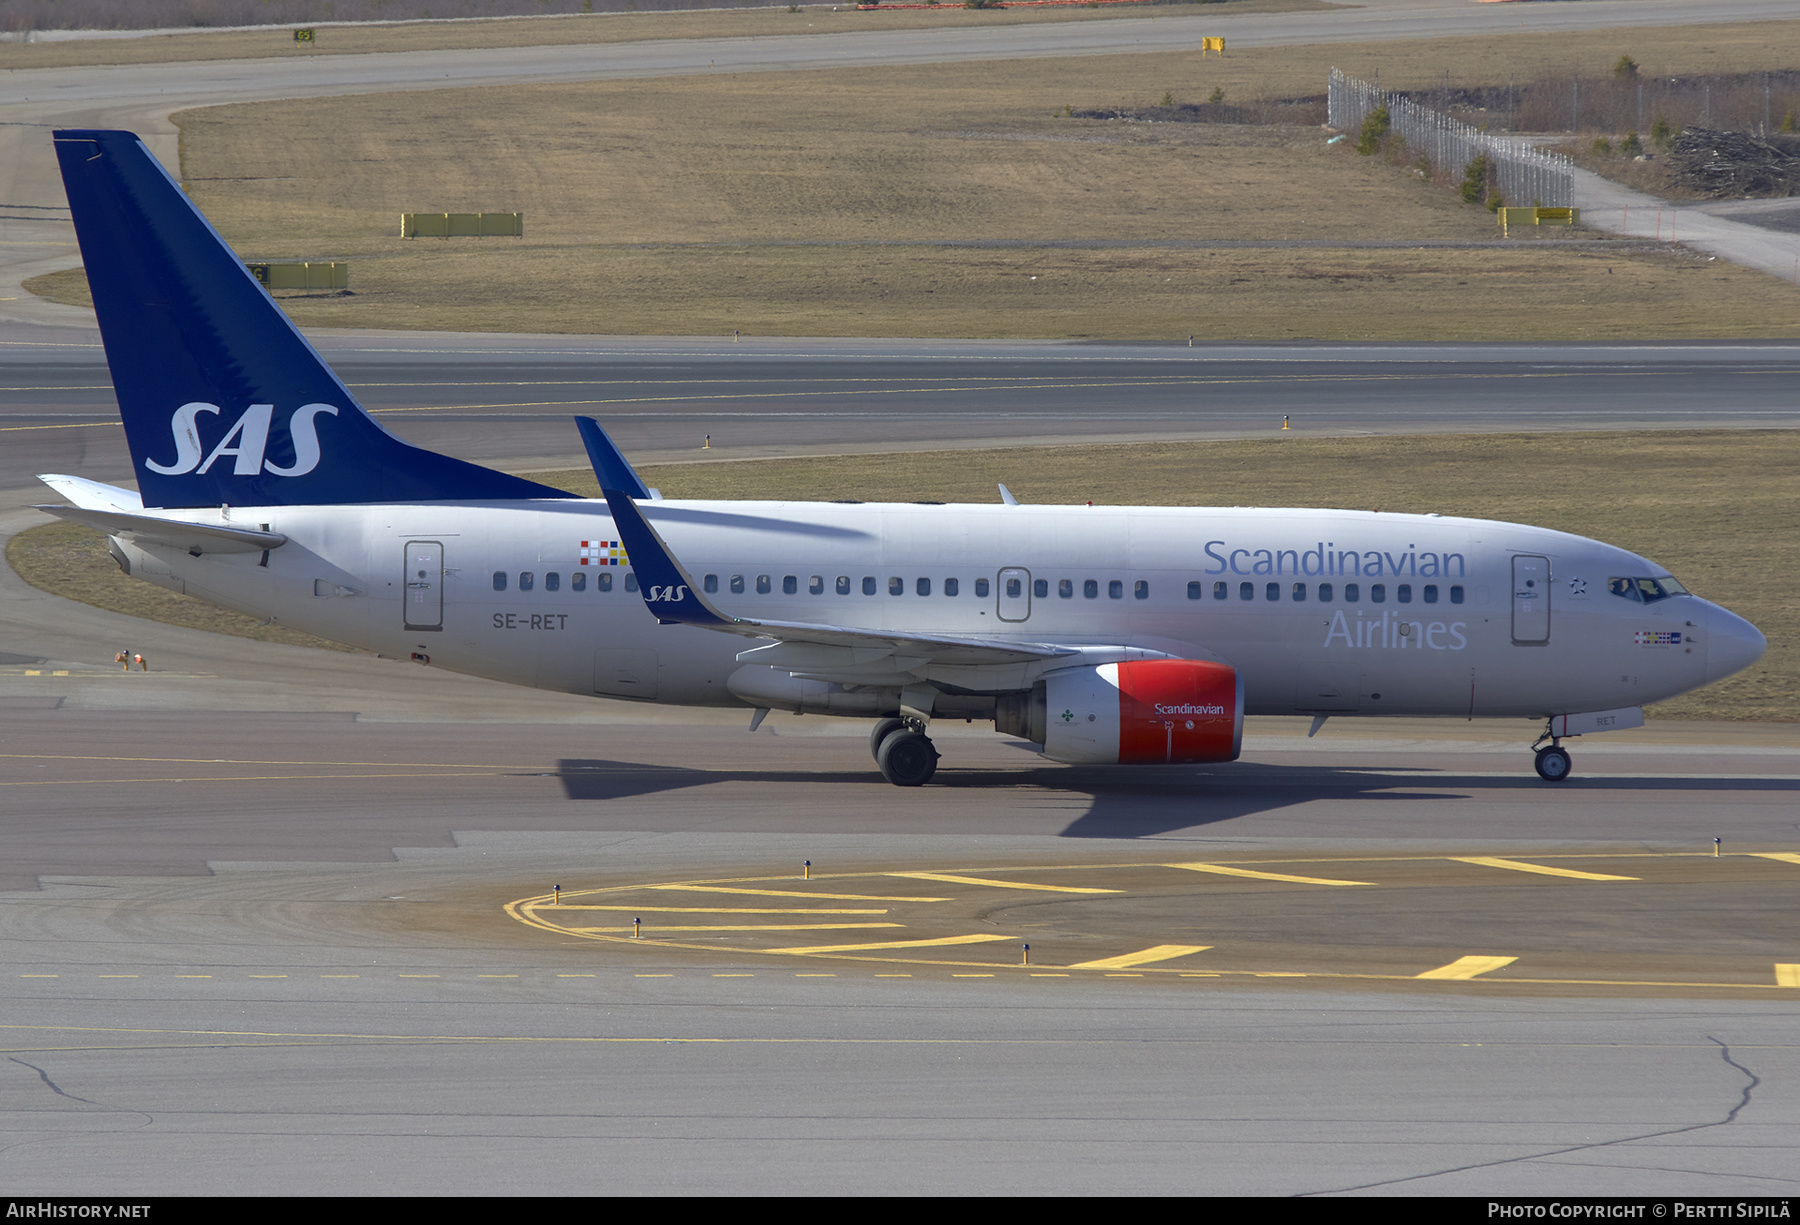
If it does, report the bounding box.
[554,758,1800,839]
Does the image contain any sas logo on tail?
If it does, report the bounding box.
[146,402,339,477]
[647,585,689,603]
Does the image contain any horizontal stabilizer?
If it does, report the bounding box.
[34,504,286,555]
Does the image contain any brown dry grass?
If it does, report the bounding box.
[25,20,1800,338]
[6,520,363,653]
[0,0,1331,70]
[15,431,1793,719]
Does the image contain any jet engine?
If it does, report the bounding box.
[996,660,1243,765]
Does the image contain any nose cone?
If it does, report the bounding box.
[1706,604,1766,684]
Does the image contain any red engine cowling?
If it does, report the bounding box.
[1040,660,1243,765]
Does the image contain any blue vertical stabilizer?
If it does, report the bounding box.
[53,129,574,508]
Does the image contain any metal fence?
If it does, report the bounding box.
[1328,68,1573,209]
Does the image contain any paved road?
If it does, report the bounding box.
[6,329,1799,498]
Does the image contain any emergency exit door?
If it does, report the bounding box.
[404,540,443,631]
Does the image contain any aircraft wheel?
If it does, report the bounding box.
[1534,745,1573,782]
[877,728,938,787]
[869,717,908,763]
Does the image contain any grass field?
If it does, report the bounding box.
[14,430,1794,721]
[26,19,1800,340]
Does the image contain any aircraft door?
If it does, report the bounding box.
[404,540,444,631]
[997,567,1031,622]
[1511,554,1550,644]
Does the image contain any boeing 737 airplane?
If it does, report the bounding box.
[36,130,1768,785]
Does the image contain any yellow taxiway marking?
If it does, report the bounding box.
[320,975,359,979]
[1069,944,1213,971]
[249,975,287,979]
[20,975,56,979]
[1451,857,1638,881]
[536,905,888,915]
[175,975,211,979]
[646,885,948,902]
[887,871,1119,895]
[1752,853,1800,866]
[97,975,137,979]
[1165,862,1374,886]
[794,973,836,978]
[398,974,439,979]
[768,934,1012,956]
[572,923,903,934]
[1776,965,1800,988]
[1417,956,1520,980]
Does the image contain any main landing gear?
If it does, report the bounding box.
[1530,723,1574,783]
[870,716,939,787]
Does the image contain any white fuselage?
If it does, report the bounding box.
[111,498,1757,724]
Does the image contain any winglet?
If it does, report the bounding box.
[998,484,1019,506]
[599,488,734,628]
[575,417,651,500]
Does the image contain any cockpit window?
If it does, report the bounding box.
[1610,576,1687,604]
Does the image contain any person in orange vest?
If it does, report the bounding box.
[134,653,147,671]
[116,649,130,671]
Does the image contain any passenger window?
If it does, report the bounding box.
[1187,581,1203,600]
[863,577,877,596]
[1423,584,1438,604]
[1319,582,1333,602]
[945,578,959,597]
[704,574,718,594]
[889,577,904,596]
[1109,580,1124,599]
[597,573,612,592]
[1214,581,1228,600]
[1060,579,1074,599]
[757,575,772,595]
[1135,580,1149,600]
[492,571,507,592]
[730,575,745,595]
[1239,582,1254,601]
[1397,583,1411,604]
[809,576,824,595]
[917,577,931,596]
[1033,579,1048,599]
[1450,585,1464,605]
[519,572,534,592]
[975,578,991,598]
[572,573,586,593]
[783,575,797,595]
[1086,579,1100,599]
[1006,578,1021,598]
[625,573,639,593]
[1265,582,1280,602]
[1292,582,1306,602]
[1344,583,1359,602]
[545,572,560,592]
[837,576,851,595]
[1371,584,1386,603]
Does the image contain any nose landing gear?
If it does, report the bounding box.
[870,717,938,786]
[1530,723,1574,782]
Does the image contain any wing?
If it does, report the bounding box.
[600,487,1075,673]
